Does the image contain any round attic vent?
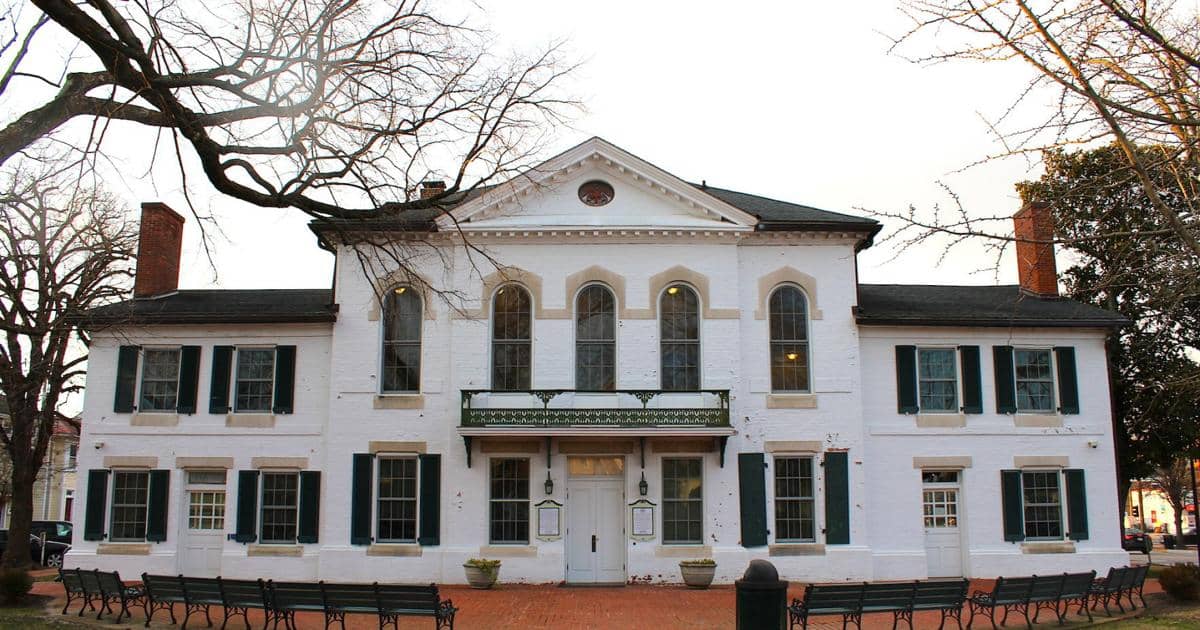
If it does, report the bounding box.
[578,180,615,207]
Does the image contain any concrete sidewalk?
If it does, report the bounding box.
[32,577,1163,629]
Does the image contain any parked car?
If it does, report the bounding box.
[1163,528,1197,549]
[0,530,71,567]
[1122,527,1153,554]
[30,520,73,545]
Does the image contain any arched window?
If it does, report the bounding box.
[769,285,810,392]
[492,285,532,391]
[382,286,422,392]
[660,284,700,391]
[576,285,616,391]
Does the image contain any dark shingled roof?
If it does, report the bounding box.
[80,289,337,327]
[855,285,1128,328]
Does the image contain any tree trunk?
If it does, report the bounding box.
[1,467,36,568]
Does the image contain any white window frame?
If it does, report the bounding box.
[487,457,530,545]
[659,284,703,392]
[109,469,150,542]
[915,346,961,414]
[489,284,534,392]
[233,346,277,413]
[573,283,618,391]
[1013,347,1057,414]
[136,346,183,413]
[767,284,812,394]
[661,456,704,545]
[379,285,423,394]
[185,470,227,532]
[259,470,299,544]
[374,456,420,544]
[772,455,817,543]
[920,470,961,529]
[1020,469,1065,541]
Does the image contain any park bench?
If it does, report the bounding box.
[372,583,457,630]
[93,568,145,623]
[58,567,95,616]
[266,580,457,630]
[143,574,271,630]
[1089,565,1148,616]
[966,571,1095,630]
[142,573,187,627]
[217,577,271,630]
[788,579,968,630]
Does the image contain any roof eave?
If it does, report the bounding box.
[854,315,1128,329]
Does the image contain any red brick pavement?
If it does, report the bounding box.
[32,578,1162,630]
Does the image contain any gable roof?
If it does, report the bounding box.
[854,285,1128,328]
[79,289,337,327]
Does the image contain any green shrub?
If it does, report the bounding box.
[679,559,716,567]
[0,569,33,605]
[1158,563,1200,601]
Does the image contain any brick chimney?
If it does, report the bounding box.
[133,202,185,298]
[1012,201,1059,297]
[419,180,446,200]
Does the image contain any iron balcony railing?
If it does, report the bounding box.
[460,389,731,428]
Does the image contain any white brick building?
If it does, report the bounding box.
[71,138,1128,584]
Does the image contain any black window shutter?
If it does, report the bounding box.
[273,345,296,414]
[177,346,201,414]
[737,453,768,547]
[1065,469,1089,541]
[114,346,140,413]
[895,346,918,414]
[146,470,170,542]
[298,471,321,544]
[418,454,441,546]
[823,452,850,545]
[993,346,1016,414]
[959,346,983,414]
[83,469,110,541]
[351,453,374,545]
[1001,470,1025,542]
[209,346,234,414]
[1054,347,1080,414]
[234,470,259,543]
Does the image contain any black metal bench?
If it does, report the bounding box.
[1089,565,1148,616]
[58,568,96,616]
[143,573,187,627]
[966,572,1096,630]
[266,581,326,630]
[218,577,271,630]
[373,583,456,630]
[789,579,968,630]
[93,569,146,623]
[266,580,456,630]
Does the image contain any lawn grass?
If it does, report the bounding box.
[0,603,88,630]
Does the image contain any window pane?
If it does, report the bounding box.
[774,457,815,542]
[576,285,616,391]
[917,348,958,412]
[1014,349,1054,412]
[770,343,810,392]
[188,491,226,530]
[489,459,529,543]
[260,472,298,543]
[1021,471,1063,539]
[377,458,418,542]
[382,287,422,393]
[235,349,275,412]
[492,286,532,391]
[660,286,700,391]
[110,471,149,541]
[140,349,181,411]
[662,458,702,544]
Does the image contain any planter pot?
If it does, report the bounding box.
[463,564,499,589]
[679,564,716,589]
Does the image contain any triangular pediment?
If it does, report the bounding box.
[436,138,758,232]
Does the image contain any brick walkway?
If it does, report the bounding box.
[32,578,1163,629]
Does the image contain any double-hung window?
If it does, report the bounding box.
[769,286,810,392]
[1022,470,1063,539]
[1014,349,1055,412]
[260,472,299,543]
[917,348,958,412]
[235,349,275,412]
[576,285,616,391]
[489,458,529,544]
[382,287,422,393]
[377,458,418,543]
[662,458,703,544]
[774,457,815,542]
[109,471,150,541]
[492,286,532,391]
[660,285,700,391]
[139,348,181,411]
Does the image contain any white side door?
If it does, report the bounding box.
[179,471,227,577]
[922,475,963,578]
[565,477,626,583]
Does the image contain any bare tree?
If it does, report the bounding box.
[0,0,575,221]
[0,163,136,568]
[1152,458,1194,536]
[886,0,1199,262]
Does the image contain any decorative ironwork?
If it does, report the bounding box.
[459,389,730,428]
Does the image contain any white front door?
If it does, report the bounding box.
[922,471,963,578]
[565,461,625,583]
[179,471,227,577]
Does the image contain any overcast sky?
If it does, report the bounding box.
[135,1,1050,290]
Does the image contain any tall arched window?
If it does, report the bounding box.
[769,285,810,392]
[576,285,616,391]
[382,286,422,392]
[492,285,532,391]
[660,284,700,391]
